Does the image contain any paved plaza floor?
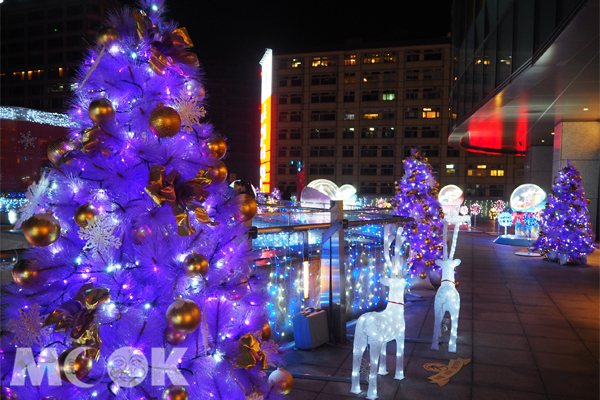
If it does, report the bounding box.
[282,225,600,400]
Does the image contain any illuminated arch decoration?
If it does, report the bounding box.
[438,185,464,215]
[300,179,357,204]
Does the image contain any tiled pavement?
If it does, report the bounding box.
[282,225,600,400]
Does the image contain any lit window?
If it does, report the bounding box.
[382,93,396,101]
[363,113,379,120]
[490,169,505,176]
[422,107,440,119]
[344,54,356,65]
[291,58,301,68]
[477,165,487,169]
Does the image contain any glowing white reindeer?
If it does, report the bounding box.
[431,220,461,352]
[351,227,407,400]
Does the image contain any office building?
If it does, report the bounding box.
[450,0,599,233]
[260,39,523,198]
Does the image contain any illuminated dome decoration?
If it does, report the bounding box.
[510,184,547,212]
[438,185,464,214]
[300,179,357,204]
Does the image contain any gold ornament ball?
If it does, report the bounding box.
[426,260,434,267]
[409,176,416,182]
[261,322,272,342]
[96,27,121,48]
[89,98,115,124]
[455,281,460,287]
[425,238,431,244]
[12,259,44,288]
[164,326,187,346]
[419,272,427,279]
[47,138,75,165]
[1,387,17,400]
[132,225,152,245]
[208,161,228,184]
[162,385,189,400]
[165,299,201,334]
[423,204,429,211]
[22,212,61,247]
[202,136,227,159]
[149,103,181,138]
[411,226,419,233]
[268,368,294,395]
[182,252,209,278]
[74,203,99,228]
[415,253,423,261]
[233,194,257,222]
[56,348,93,383]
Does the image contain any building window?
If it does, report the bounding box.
[343,128,355,139]
[290,129,301,139]
[310,128,335,139]
[405,107,419,119]
[423,49,442,60]
[467,169,486,177]
[344,91,355,102]
[310,146,335,157]
[363,53,381,64]
[380,183,394,194]
[361,146,378,157]
[515,169,525,178]
[290,147,302,157]
[311,92,336,103]
[311,73,337,85]
[278,147,288,157]
[383,71,397,81]
[423,69,442,80]
[489,185,504,197]
[360,183,377,194]
[279,75,302,87]
[279,95,287,105]
[382,91,396,101]
[406,51,420,62]
[466,184,486,196]
[362,91,379,101]
[360,165,378,175]
[290,94,302,104]
[278,112,288,122]
[344,110,355,120]
[362,71,380,82]
[404,146,417,157]
[422,107,440,118]
[405,89,419,100]
[382,127,395,138]
[344,73,356,83]
[383,52,397,63]
[382,110,395,119]
[423,87,441,99]
[342,164,353,175]
[312,56,336,67]
[406,69,420,80]
[342,146,354,157]
[381,165,394,175]
[363,112,379,120]
[278,130,287,140]
[309,164,335,175]
[344,54,356,65]
[361,128,377,139]
[381,146,394,157]
[490,169,505,177]
[446,164,457,175]
[66,20,83,31]
[279,58,302,69]
[421,126,440,138]
[447,148,460,157]
[311,110,335,121]
[404,127,418,138]
[278,163,288,174]
[422,145,439,157]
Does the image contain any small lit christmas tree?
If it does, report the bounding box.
[1,2,288,399]
[536,161,595,265]
[395,148,443,283]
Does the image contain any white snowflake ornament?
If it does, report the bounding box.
[15,171,50,229]
[172,88,206,134]
[7,303,49,347]
[18,131,37,149]
[78,213,122,255]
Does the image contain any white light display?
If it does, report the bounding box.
[301,179,357,205]
[438,185,464,215]
[351,234,407,400]
[432,221,461,353]
[0,106,79,128]
[444,210,471,231]
[510,184,546,212]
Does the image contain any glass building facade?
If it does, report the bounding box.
[451,0,588,124]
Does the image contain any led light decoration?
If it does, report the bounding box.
[535,162,595,264]
[0,106,80,128]
[351,234,407,400]
[432,221,461,353]
[510,184,546,212]
[459,206,469,216]
[498,211,513,235]
[438,185,464,215]
[301,179,357,205]
[444,210,471,231]
[302,261,310,299]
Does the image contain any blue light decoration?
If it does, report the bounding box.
[497,211,513,235]
[535,161,595,265]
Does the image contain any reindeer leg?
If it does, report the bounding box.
[351,320,366,394]
[395,325,405,380]
[367,341,382,400]
[431,301,442,350]
[448,302,460,353]
[378,343,388,375]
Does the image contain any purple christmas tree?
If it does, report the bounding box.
[536,161,595,265]
[1,2,287,399]
[394,148,444,282]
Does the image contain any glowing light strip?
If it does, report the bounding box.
[0,106,79,128]
[303,261,309,299]
[259,49,273,193]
